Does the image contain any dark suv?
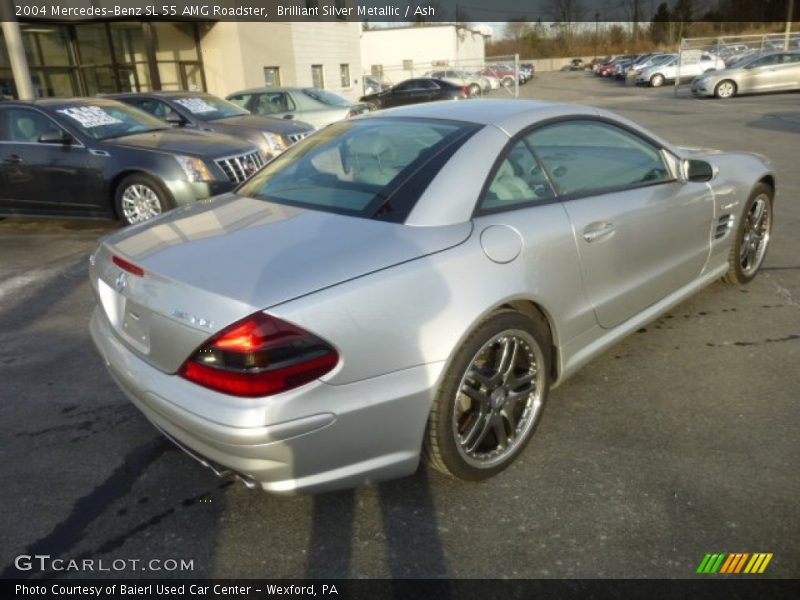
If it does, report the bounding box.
[0,98,264,225]
[110,92,314,159]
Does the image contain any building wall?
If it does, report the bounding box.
[289,22,362,99]
[200,21,361,100]
[361,25,487,84]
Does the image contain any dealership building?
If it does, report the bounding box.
[1,17,487,102]
[0,19,363,100]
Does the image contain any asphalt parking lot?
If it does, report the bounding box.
[1,72,798,580]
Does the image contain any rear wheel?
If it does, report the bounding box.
[468,83,481,96]
[723,183,773,285]
[114,174,174,226]
[502,76,514,87]
[714,80,737,99]
[650,73,665,87]
[423,311,551,481]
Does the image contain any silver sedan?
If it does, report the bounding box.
[90,100,775,494]
[692,51,800,98]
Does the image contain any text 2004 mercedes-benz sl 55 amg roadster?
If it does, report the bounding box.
[90,99,775,493]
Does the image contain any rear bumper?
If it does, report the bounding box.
[90,309,441,494]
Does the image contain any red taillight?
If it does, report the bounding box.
[462,85,469,97]
[112,255,144,277]
[178,312,338,397]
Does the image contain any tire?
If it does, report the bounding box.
[468,83,480,97]
[714,79,737,99]
[723,183,773,285]
[114,174,174,226]
[650,73,665,87]
[502,76,514,87]
[423,310,551,481]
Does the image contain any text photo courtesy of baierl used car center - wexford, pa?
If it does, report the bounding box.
[1,0,799,598]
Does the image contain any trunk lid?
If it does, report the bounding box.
[91,194,472,373]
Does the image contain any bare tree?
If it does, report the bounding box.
[546,0,585,40]
[504,18,533,44]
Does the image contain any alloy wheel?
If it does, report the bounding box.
[120,184,163,224]
[452,329,545,469]
[739,193,771,277]
[716,81,735,98]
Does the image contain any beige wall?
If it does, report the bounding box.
[289,22,362,99]
[361,26,487,83]
[200,21,362,100]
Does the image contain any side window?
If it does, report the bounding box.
[394,80,416,92]
[479,140,556,212]
[3,107,65,143]
[132,98,175,121]
[255,93,295,115]
[527,120,672,197]
[227,94,252,109]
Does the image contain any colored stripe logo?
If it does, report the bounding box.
[696,553,773,574]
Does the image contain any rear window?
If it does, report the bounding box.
[238,118,479,219]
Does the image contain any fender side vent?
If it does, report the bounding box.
[715,214,733,239]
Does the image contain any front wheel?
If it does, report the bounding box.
[723,183,773,285]
[423,311,550,481]
[114,174,173,226]
[714,80,737,99]
[650,73,665,87]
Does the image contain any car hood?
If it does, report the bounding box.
[108,128,254,158]
[207,114,313,135]
[98,193,472,340]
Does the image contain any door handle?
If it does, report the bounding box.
[582,222,616,243]
[3,155,23,164]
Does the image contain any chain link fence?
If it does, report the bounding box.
[361,54,522,98]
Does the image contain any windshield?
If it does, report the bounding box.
[54,103,168,140]
[238,118,474,217]
[301,88,352,107]
[171,94,249,121]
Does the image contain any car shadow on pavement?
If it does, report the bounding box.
[305,467,451,583]
[746,111,800,134]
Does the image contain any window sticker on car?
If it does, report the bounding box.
[57,106,123,128]
[174,98,217,114]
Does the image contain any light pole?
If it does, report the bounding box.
[785,0,795,51]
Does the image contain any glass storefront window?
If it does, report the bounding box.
[110,23,147,63]
[21,25,72,67]
[157,62,181,90]
[29,69,76,97]
[81,66,117,95]
[76,24,111,65]
[153,23,199,61]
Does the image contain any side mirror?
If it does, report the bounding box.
[684,159,714,183]
[38,130,72,145]
[165,112,186,126]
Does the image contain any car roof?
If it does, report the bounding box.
[0,97,125,109]
[228,87,310,95]
[362,99,599,133]
[108,91,212,98]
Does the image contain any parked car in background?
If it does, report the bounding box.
[481,64,526,86]
[363,75,389,96]
[110,91,314,160]
[0,98,263,225]
[625,54,674,79]
[520,63,536,79]
[636,53,725,87]
[226,88,370,130]
[692,51,800,98]
[427,69,486,96]
[564,58,585,71]
[596,56,635,77]
[89,99,775,493]
[359,78,467,109]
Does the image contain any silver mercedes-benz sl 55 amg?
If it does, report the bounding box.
[89,99,775,494]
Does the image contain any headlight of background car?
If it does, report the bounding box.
[174,155,213,182]
[262,132,288,154]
